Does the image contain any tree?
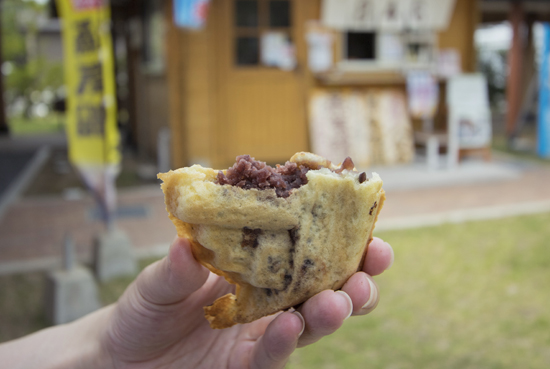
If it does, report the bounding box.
[1,0,63,121]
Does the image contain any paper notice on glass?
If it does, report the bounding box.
[437,48,461,78]
[306,23,334,73]
[261,32,296,70]
[378,32,404,63]
[406,71,439,119]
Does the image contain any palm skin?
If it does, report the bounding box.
[99,237,394,369]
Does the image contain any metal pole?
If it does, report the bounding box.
[505,1,525,143]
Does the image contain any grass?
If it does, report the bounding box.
[288,212,550,369]
[0,258,159,344]
[8,114,65,136]
[1,214,550,367]
[492,135,550,166]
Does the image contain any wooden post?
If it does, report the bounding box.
[505,1,524,140]
[0,0,10,136]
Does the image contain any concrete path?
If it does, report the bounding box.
[1,156,549,275]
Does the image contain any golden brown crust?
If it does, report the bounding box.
[159,152,384,329]
[204,294,239,329]
[360,189,386,271]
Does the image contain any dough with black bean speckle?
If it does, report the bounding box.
[159,152,385,329]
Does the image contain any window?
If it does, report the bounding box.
[340,30,435,71]
[346,32,376,60]
[235,1,258,27]
[236,37,260,65]
[234,0,292,67]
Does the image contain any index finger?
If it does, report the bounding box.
[363,237,394,276]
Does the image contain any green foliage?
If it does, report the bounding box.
[0,272,47,343]
[2,0,63,118]
[477,48,508,108]
[2,0,47,60]
[5,58,64,97]
[1,0,26,61]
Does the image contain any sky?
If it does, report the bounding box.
[475,22,512,50]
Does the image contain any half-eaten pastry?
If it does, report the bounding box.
[159,152,385,329]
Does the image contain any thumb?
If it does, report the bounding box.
[135,237,210,305]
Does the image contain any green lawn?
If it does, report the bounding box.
[289,213,550,369]
[0,258,156,344]
[492,135,550,165]
[8,114,65,135]
[1,214,550,368]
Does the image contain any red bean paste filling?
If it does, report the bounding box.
[217,155,367,198]
[217,155,310,198]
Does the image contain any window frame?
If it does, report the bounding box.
[232,0,294,69]
[337,30,437,72]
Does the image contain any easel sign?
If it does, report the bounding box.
[449,107,492,149]
[447,74,492,162]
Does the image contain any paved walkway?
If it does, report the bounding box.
[1,156,550,275]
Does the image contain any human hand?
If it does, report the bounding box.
[97,236,394,368]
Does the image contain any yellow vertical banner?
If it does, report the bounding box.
[57,0,119,167]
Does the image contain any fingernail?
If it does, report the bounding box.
[336,290,353,320]
[387,242,394,270]
[293,311,305,336]
[362,276,378,310]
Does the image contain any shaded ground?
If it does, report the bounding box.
[0,149,36,198]
[0,257,159,343]
[23,148,159,197]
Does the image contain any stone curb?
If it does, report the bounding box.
[0,244,170,276]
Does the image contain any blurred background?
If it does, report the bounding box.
[1,0,550,367]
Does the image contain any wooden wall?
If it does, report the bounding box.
[165,0,479,168]
[166,0,219,168]
[438,0,479,73]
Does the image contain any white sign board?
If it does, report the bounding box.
[406,71,439,119]
[306,22,334,73]
[447,74,492,149]
[321,0,456,31]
